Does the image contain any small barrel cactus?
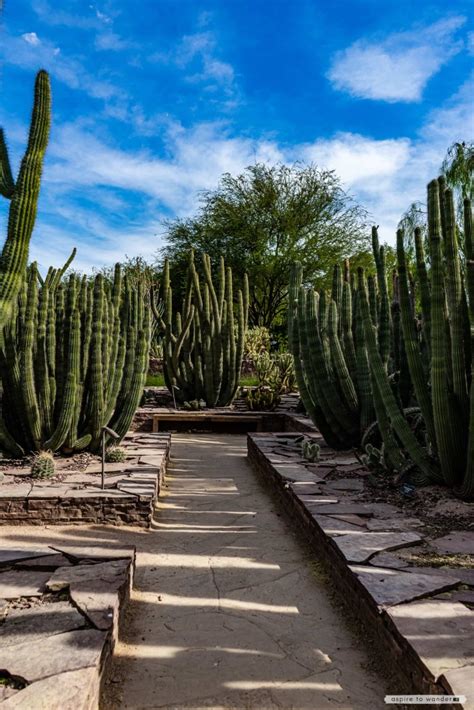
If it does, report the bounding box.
[105,446,127,463]
[31,451,55,479]
[301,439,320,463]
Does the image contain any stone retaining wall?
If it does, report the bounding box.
[247,433,473,708]
[0,433,170,528]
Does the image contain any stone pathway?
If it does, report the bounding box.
[104,434,388,709]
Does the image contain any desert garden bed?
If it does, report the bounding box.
[247,430,474,705]
[0,433,170,527]
[0,543,135,708]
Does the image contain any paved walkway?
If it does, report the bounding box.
[0,434,389,708]
[104,434,387,709]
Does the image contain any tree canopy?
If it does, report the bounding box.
[161,163,368,328]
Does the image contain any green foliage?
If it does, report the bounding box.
[105,446,126,463]
[31,451,55,479]
[156,252,248,408]
[244,326,271,364]
[162,163,368,328]
[0,259,150,456]
[244,350,295,411]
[0,70,51,331]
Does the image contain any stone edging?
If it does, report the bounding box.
[247,432,473,708]
[0,433,171,527]
[0,544,135,708]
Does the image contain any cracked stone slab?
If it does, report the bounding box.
[0,570,52,599]
[309,502,399,518]
[334,531,422,563]
[0,548,53,567]
[387,600,474,679]
[70,580,121,630]
[369,552,410,569]
[313,515,364,536]
[0,666,100,709]
[50,545,135,563]
[273,464,321,483]
[15,553,73,570]
[350,565,459,607]
[366,517,424,532]
[1,628,106,683]
[331,514,368,527]
[324,479,364,492]
[46,559,130,592]
[0,600,86,647]
[430,532,474,555]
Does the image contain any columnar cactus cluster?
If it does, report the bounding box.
[290,178,473,499]
[0,70,50,330]
[0,261,150,456]
[154,253,248,407]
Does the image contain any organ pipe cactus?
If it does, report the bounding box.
[0,70,51,330]
[289,258,376,449]
[395,180,473,497]
[289,175,473,498]
[0,259,150,456]
[155,253,248,407]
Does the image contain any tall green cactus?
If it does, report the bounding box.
[0,71,51,330]
[289,255,381,449]
[156,253,248,407]
[0,259,149,456]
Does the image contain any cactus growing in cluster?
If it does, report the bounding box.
[0,70,51,331]
[289,175,473,499]
[31,451,55,479]
[289,257,376,449]
[0,260,150,456]
[301,438,320,462]
[155,253,248,407]
[105,446,127,463]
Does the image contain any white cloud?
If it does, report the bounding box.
[328,16,466,102]
[21,32,41,46]
[0,31,125,102]
[150,30,236,97]
[3,69,469,272]
[94,30,132,52]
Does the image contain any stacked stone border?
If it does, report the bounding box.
[247,432,473,709]
[0,543,135,708]
[0,433,170,527]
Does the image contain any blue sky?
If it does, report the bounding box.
[0,0,472,271]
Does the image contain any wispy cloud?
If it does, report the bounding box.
[94,30,133,52]
[150,28,237,98]
[22,70,470,272]
[31,0,104,29]
[0,30,125,101]
[327,16,466,102]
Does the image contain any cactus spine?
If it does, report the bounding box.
[157,253,248,407]
[0,71,51,330]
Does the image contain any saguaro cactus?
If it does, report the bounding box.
[156,253,248,407]
[0,70,51,330]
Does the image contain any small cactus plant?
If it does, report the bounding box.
[31,451,55,479]
[105,446,126,463]
[301,438,320,462]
